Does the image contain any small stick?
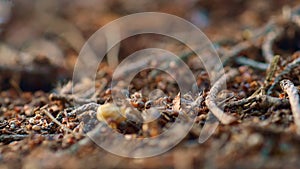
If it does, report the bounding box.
[42,107,74,133]
[262,28,282,63]
[249,55,281,97]
[235,56,269,70]
[67,102,99,116]
[221,5,299,66]
[49,93,73,103]
[221,20,276,65]
[205,69,238,124]
[0,134,29,143]
[267,57,300,95]
[0,134,57,143]
[226,95,289,108]
[280,79,300,134]
[221,41,253,66]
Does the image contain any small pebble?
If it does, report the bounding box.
[28,118,35,124]
[32,125,41,131]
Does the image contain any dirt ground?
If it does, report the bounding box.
[1,0,300,169]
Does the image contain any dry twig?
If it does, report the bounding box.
[235,56,269,70]
[226,95,289,108]
[0,134,57,144]
[205,69,238,124]
[41,106,74,133]
[67,103,99,116]
[221,20,276,65]
[280,79,300,133]
[262,28,282,63]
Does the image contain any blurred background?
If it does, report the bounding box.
[0,0,298,92]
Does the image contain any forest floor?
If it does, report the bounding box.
[0,1,300,169]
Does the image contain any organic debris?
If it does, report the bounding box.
[1,1,300,169]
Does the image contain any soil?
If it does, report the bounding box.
[0,1,300,169]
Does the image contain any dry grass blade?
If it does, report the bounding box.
[280,79,300,133]
[205,69,238,124]
[265,55,280,85]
